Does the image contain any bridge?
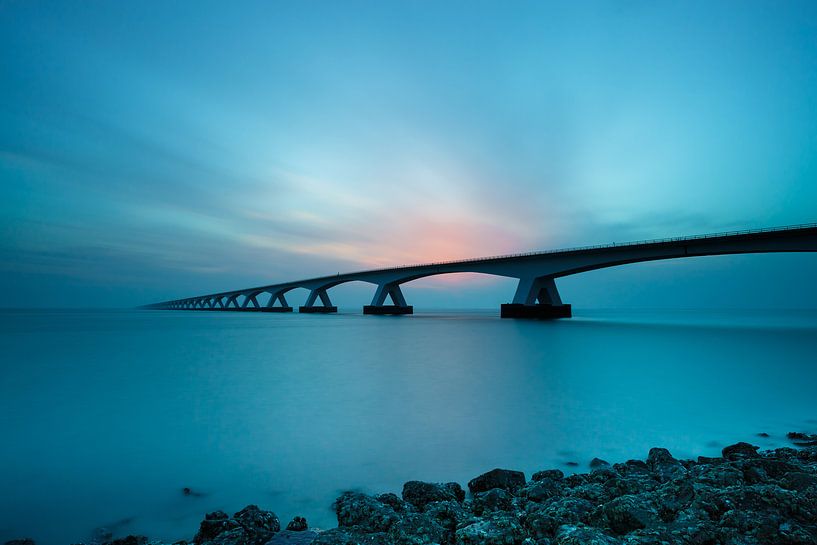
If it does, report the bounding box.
[144,223,817,318]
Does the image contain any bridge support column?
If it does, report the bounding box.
[262,291,293,312]
[299,288,337,313]
[364,282,413,315]
[502,276,571,319]
[240,293,262,311]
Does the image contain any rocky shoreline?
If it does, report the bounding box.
[7,432,817,545]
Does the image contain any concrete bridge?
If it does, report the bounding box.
[145,223,817,318]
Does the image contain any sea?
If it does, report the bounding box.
[1,308,816,544]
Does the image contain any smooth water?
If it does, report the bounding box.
[1,308,816,544]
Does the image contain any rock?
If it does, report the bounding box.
[194,512,241,545]
[467,468,526,494]
[757,432,770,438]
[264,530,319,544]
[375,493,410,513]
[471,488,515,515]
[285,517,308,531]
[333,491,399,533]
[532,469,564,482]
[722,442,760,460]
[424,500,471,532]
[386,512,447,545]
[787,431,817,446]
[106,538,147,545]
[455,513,528,544]
[520,478,562,503]
[524,497,595,539]
[552,524,621,544]
[193,506,279,545]
[646,448,686,482]
[590,458,610,470]
[602,494,659,534]
[233,505,281,545]
[5,540,35,545]
[401,480,464,510]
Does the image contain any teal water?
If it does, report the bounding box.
[1,309,816,544]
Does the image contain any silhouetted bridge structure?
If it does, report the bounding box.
[146,224,817,318]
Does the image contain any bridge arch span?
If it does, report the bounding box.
[148,224,817,318]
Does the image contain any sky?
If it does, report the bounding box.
[1,0,816,309]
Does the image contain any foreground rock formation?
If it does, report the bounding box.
[6,434,817,545]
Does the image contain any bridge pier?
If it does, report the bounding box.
[364,282,413,315]
[503,276,571,319]
[299,288,337,313]
[262,291,293,312]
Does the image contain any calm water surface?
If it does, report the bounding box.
[1,308,816,544]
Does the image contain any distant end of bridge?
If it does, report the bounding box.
[143,223,817,319]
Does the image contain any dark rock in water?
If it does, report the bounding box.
[757,432,770,437]
[5,540,35,545]
[590,457,610,470]
[183,487,206,498]
[646,448,686,482]
[234,505,280,543]
[722,441,760,460]
[787,431,817,446]
[455,512,528,545]
[524,497,595,539]
[602,494,659,534]
[265,530,319,544]
[553,524,621,544]
[532,469,564,482]
[333,491,399,532]
[564,461,579,467]
[471,488,515,515]
[375,493,409,513]
[194,506,279,545]
[285,516,308,531]
[401,480,464,510]
[194,511,238,544]
[105,537,147,545]
[467,468,526,494]
[386,511,447,545]
[519,477,562,503]
[423,500,471,532]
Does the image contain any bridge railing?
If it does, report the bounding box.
[342,222,817,275]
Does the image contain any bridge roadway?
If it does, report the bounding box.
[145,223,817,318]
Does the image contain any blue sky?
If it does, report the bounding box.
[1,0,816,308]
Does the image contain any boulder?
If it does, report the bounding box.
[602,494,659,534]
[455,512,528,544]
[532,469,564,482]
[646,448,686,482]
[194,511,241,545]
[386,512,447,545]
[285,517,308,531]
[467,468,526,494]
[722,442,759,460]
[552,524,621,544]
[333,491,399,533]
[401,480,464,510]
[233,505,280,545]
[105,538,147,545]
[471,488,515,515]
[4,540,35,545]
[590,458,610,470]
